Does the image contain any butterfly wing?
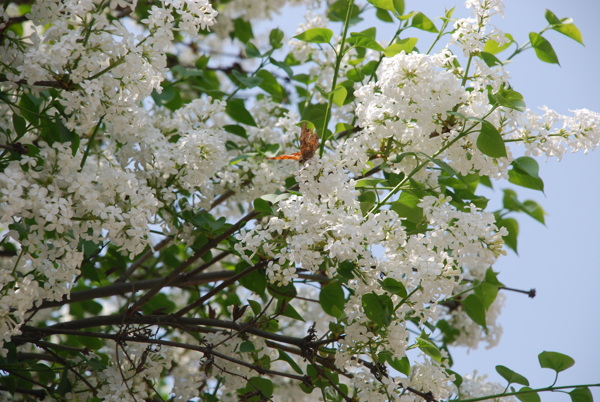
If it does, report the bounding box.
[267,124,319,163]
[267,152,301,161]
[299,124,319,162]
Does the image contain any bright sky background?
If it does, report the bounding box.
[270,0,600,398]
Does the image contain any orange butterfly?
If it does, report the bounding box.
[268,124,319,163]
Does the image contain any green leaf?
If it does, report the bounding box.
[538,351,575,373]
[348,31,385,52]
[483,34,514,54]
[245,377,274,398]
[381,277,407,298]
[331,85,348,106]
[231,70,263,89]
[236,262,267,294]
[545,10,583,45]
[553,23,583,45]
[479,51,502,67]
[375,8,393,23]
[277,350,303,374]
[496,217,518,254]
[269,28,284,49]
[239,341,256,353]
[12,113,27,136]
[388,355,410,376]
[529,32,559,65]
[462,294,487,328]
[294,28,334,44]
[509,157,544,192]
[362,293,393,326]
[328,0,361,23]
[384,38,418,57]
[521,200,546,224]
[320,282,346,318]
[390,191,424,224]
[544,9,562,25]
[367,0,394,12]
[474,282,498,310]
[493,87,526,112]
[278,300,305,321]
[411,12,438,33]
[392,0,405,15]
[356,178,386,188]
[496,365,530,386]
[414,335,442,362]
[224,124,247,138]
[226,99,257,127]
[516,387,541,402]
[257,70,285,101]
[232,18,254,43]
[569,387,593,402]
[253,198,274,215]
[244,42,261,58]
[476,121,507,158]
[269,57,293,78]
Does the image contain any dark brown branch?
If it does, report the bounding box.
[126,210,259,315]
[18,325,308,383]
[174,259,268,317]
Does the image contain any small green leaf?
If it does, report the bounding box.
[331,85,348,106]
[553,23,583,45]
[476,121,507,158]
[388,355,410,376]
[462,294,487,328]
[392,0,404,15]
[375,8,393,23]
[294,28,334,44]
[244,42,261,58]
[348,32,385,52]
[232,18,254,43]
[415,335,442,362]
[367,0,394,12]
[257,70,285,101]
[483,34,514,54]
[493,88,526,112]
[269,28,284,49]
[277,350,303,374]
[474,282,498,310]
[545,10,583,45]
[362,293,393,326]
[496,365,530,386]
[569,387,593,402]
[516,387,541,402]
[278,300,305,321]
[384,38,418,56]
[356,178,386,188]
[244,377,274,398]
[538,351,575,373]
[496,217,518,254]
[411,12,438,33]
[226,99,257,126]
[12,113,27,136]
[269,57,293,78]
[544,9,562,25]
[253,198,274,215]
[529,32,559,65]
[231,70,263,88]
[240,341,256,353]
[521,200,546,224]
[381,278,407,298]
[509,157,544,192]
[390,191,424,224]
[320,282,346,318]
